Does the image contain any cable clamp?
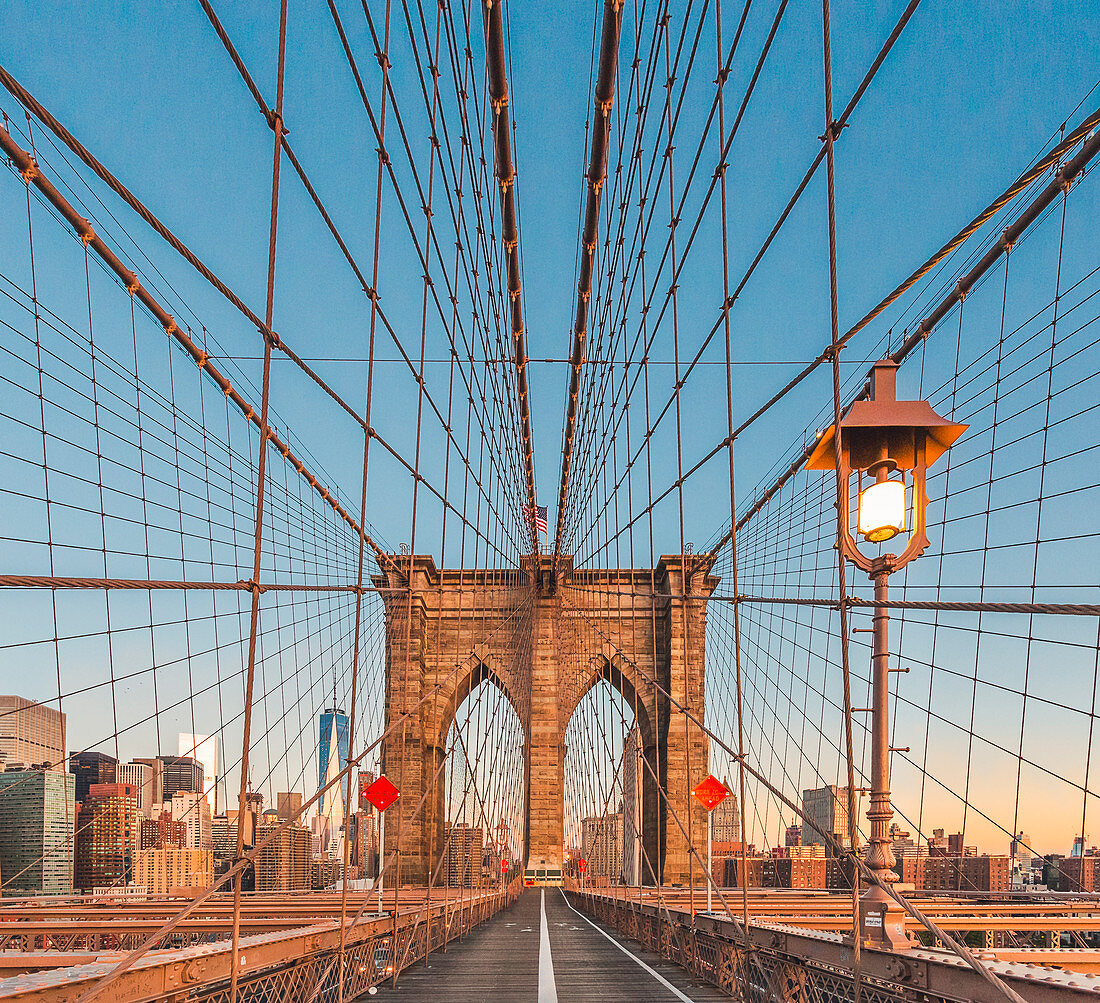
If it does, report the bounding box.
[818,120,848,143]
[264,108,288,135]
[196,351,208,369]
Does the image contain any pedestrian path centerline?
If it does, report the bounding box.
[539,889,558,1003]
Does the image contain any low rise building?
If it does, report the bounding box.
[899,854,1010,891]
[763,856,826,888]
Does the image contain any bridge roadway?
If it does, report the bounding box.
[385,887,729,1002]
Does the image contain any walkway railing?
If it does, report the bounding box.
[0,882,522,1002]
[568,888,1100,1002]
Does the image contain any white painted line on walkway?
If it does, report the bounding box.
[539,889,559,1003]
[559,889,695,1003]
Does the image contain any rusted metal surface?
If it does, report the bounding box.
[0,886,519,1001]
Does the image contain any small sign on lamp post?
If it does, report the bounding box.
[691,774,731,914]
[364,776,400,915]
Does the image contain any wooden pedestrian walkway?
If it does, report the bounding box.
[378,888,731,1001]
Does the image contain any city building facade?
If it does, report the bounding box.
[0,696,65,772]
[277,791,303,822]
[801,785,850,852]
[132,758,164,807]
[348,810,378,877]
[74,782,140,891]
[117,762,155,818]
[582,811,623,880]
[318,707,350,813]
[70,751,116,804]
[254,821,311,892]
[212,815,233,861]
[710,788,740,843]
[168,791,213,850]
[178,733,218,814]
[158,756,204,802]
[140,815,186,850]
[133,847,213,894]
[0,768,75,895]
[445,823,484,887]
[621,726,642,885]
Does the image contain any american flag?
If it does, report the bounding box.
[524,504,548,534]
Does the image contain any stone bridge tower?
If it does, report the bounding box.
[375,553,717,886]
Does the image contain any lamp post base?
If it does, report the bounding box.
[859,882,912,951]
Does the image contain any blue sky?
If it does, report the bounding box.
[2,1,1100,856]
[4,0,1097,548]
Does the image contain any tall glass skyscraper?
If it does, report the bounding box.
[318,707,350,811]
[0,769,75,894]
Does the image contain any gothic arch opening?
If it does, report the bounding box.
[434,671,526,888]
[562,654,662,885]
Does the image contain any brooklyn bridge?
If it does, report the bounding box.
[0,0,1098,1000]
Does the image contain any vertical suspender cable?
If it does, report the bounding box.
[818,0,862,993]
[714,0,755,991]
[554,0,624,557]
[229,4,287,999]
[483,0,539,548]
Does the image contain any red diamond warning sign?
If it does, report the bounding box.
[364,775,400,813]
[691,774,731,812]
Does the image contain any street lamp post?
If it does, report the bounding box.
[807,359,965,950]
